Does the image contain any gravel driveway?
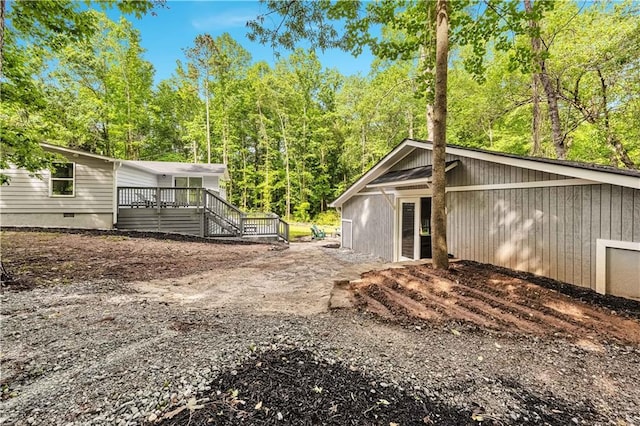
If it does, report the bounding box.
[1,233,639,425]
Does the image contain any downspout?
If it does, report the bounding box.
[113,161,122,228]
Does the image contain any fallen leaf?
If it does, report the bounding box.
[451,329,461,336]
[255,401,263,410]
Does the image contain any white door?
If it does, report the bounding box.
[398,198,420,260]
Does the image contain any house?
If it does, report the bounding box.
[1,144,289,241]
[330,138,640,300]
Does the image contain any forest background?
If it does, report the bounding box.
[2,0,639,222]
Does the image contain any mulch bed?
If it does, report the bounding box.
[156,349,603,426]
[458,260,640,320]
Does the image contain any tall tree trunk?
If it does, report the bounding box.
[531,74,542,155]
[539,62,565,158]
[257,102,271,211]
[407,109,414,139]
[597,68,635,168]
[426,104,434,140]
[431,0,449,270]
[361,125,366,173]
[524,0,542,156]
[419,44,435,140]
[278,112,291,220]
[204,78,211,164]
[0,0,5,78]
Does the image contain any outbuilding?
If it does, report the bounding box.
[330,138,640,300]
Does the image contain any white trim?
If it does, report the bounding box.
[330,138,640,208]
[354,188,433,198]
[341,219,353,249]
[380,188,395,210]
[329,143,417,207]
[445,178,597,192]
[112,161,121,226]
[595,239,640,295]
[368,177,432,188]
[365,160,459,189]
[42,143,115,163]
[397,197,421,261]
[49,162,76,198]
[435,141,639,190]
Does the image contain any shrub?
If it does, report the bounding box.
[314,209,340,226]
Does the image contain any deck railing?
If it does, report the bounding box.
[118,187,206,209]
[117,187,288,242]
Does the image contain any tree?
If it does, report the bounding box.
[1,0,160,183]
[183,34,220,164]
[431,0,449,269]
[247,0,535,268]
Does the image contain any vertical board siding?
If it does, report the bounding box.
[447,183,640,290]
[343,194,394,260]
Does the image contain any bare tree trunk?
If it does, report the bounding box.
[361,125,366,173]
[426,104,434,140]
[597,68,635,168]
[204,78,211,164]
[539,62,565,158]
[419,44,435,140]
[0,0,6,78]
[431,0,449,270]
[407,109,414,139]
[257,102,271,211]
[524,0,542,156]
[278,113,291,220]
[531,74,542,155]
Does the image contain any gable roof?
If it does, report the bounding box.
[368,160,459,187]
[42,143,116,163]
[41,143,228,178]
[329,138,640,207]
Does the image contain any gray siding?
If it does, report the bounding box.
[0,156,114,214]
[342,194,395,260]
[446,184,640,290]
[390,148,565,185]
[117,164,158,187]
[117,208,202,236]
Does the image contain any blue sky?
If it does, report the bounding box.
[109,1,376,85]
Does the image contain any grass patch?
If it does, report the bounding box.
[289,223,312,239]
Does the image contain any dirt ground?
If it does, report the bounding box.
[350,262,640,346]
[1,230,640,425]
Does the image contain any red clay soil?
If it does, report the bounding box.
[350,262,640,346]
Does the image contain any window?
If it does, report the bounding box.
[174,177,203,205]
[50,163,75,197]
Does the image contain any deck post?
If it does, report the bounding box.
[200,188,205,237]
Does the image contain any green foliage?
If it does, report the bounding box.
[3,0,638,205]
[313,210,340,226]
[1,0,160,183]
[293,202,311,223]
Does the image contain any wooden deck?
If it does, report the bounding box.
[116,187,289,242]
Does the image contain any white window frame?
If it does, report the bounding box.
[174,176,203,188]
[50,162,76,198]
